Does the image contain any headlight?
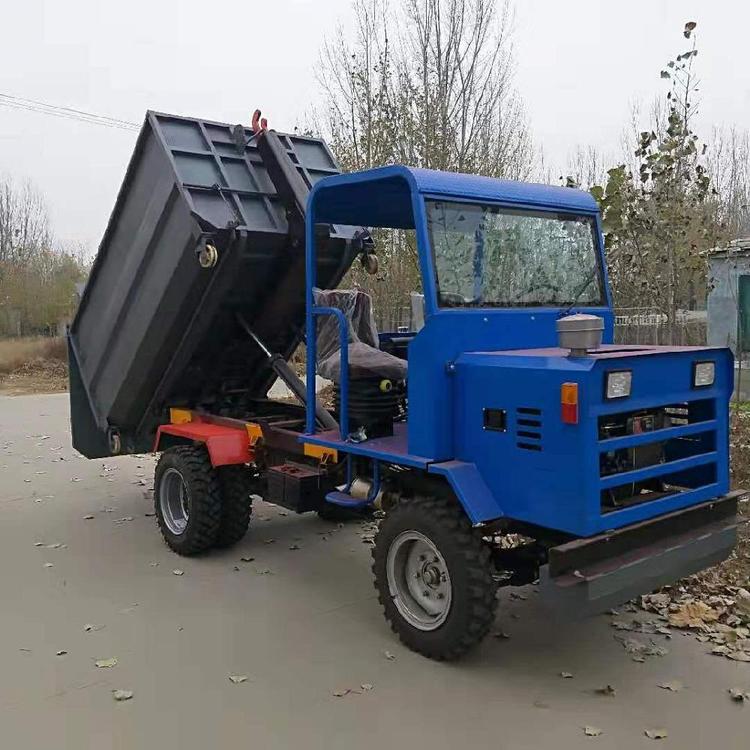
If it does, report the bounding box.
[605,370,632,399]
[693,361,715,387]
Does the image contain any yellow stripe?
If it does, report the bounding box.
[169,408,192,424]
[303,443,338,463]
[246,422,263,446]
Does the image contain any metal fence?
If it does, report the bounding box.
[614,308,707,346]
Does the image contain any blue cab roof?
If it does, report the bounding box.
[309,165,599,229]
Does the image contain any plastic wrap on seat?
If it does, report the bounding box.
[313,289,409,382]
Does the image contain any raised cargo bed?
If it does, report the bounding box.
[69,111,357,457]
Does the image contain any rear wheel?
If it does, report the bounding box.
[215,466,254,548]
[372,495,498,660]
[154,445,222,555]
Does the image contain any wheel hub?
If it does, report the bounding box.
[422,563,441,587]
[386,531,452,631]
[159,467,191,535]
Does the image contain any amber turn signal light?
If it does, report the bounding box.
[561,382,579,425]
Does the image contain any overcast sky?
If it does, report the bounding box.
[0,0,747,249]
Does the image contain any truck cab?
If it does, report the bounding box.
[301,165,738,655]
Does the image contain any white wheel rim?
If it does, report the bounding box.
[386,530,452,631]
[159,468,190,535]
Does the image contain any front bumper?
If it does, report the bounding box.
[539,491,742,614]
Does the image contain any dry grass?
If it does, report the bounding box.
[0,337,68,393]
[0,336,66,375]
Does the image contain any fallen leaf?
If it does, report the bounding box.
[645,728,668,740]
[616,636,668,659]
[658,680,684,692]
[735,589,750,622]
[34,542,45,547]
[240,557,255,563]
[149,562,159,567]
[360,683,374,691]
[83,515,95,520]
[263,539,276,545]
[172,569,184,576]
[44,562,54,568]
[229,675,248,684]
[583,726,602,737]
[84,623,104,632]
[594,685,616,697]
[611,620,634,631]
[95,657,118,668]
[383,650,396,661]
[728,688,749,702]
[112,689,133,702]
[560,671,574,679]
[726,651,750,662]
[668,601,719,629]
[288,544,300,551]
[56,650,67,656]
[332,688,350,697]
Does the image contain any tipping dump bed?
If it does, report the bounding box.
[69,110,357,458]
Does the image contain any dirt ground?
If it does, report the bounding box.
[0,359,68,395]
[1,392,749,749]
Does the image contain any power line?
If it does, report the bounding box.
[0,93,140,132]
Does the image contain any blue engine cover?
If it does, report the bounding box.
[451,345,732,536]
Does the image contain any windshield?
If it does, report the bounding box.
[426,200,605,308]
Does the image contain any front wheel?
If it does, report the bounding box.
[372,495,498,660]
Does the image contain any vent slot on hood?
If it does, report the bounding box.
[516,407,542,451]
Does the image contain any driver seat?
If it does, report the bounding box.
[313,289,409,383]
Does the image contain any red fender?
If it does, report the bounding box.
[154,422,253,467]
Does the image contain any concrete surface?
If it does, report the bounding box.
[1,393,749,750]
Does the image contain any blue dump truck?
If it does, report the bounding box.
[69,109,740,659]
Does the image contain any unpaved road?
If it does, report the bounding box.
[1,393,748,749]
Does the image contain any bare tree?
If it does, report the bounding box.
[564,145,607,190]
[0,175,87,337]
[708,126,750,239]
[317,0,397,172]
[397,0,531,177]
[0,176,51,265]
[316,0,532,178]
